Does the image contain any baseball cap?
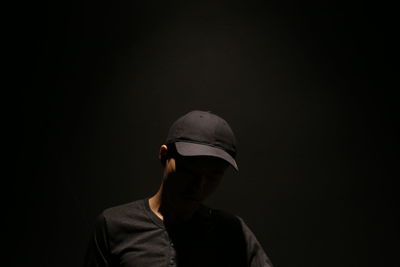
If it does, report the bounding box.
[165,110,238,171]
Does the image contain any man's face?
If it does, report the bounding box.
[162,155,229,215]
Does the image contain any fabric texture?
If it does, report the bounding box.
[84,199,273,267]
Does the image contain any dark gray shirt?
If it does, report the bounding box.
[85,199,273,267]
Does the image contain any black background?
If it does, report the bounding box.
[15,0,397,266]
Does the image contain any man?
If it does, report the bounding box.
[84,110,273,267]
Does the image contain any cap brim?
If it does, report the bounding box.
[175,141,238,171]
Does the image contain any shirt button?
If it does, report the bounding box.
[170,258,175,265]
[170,242,174,247]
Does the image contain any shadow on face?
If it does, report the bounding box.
[162,156,229,214]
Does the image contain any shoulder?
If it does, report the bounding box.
[202,206,244,233]
[206,207,257,242]
[98,199,151,230]
[209,207,241,222]
[210,210,252,234]
[102,199,145,220]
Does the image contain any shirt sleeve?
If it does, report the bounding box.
[237,217,274,267]
[84,213,112,267]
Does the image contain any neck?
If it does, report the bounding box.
[149,186,164,220]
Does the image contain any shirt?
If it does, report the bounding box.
[84,199,273,267]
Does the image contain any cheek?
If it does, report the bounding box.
[165,171,191,194]
[203,176,223,195]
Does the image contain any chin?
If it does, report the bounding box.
[176,199,201,213]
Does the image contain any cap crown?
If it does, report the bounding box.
[166,110,237,157]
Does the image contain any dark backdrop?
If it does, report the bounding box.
[16,1,397,267]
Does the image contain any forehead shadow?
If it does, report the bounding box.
[177,156,229,170]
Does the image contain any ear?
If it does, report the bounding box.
[159,144,168,164]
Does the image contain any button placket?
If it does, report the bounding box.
[166,232,176,266]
